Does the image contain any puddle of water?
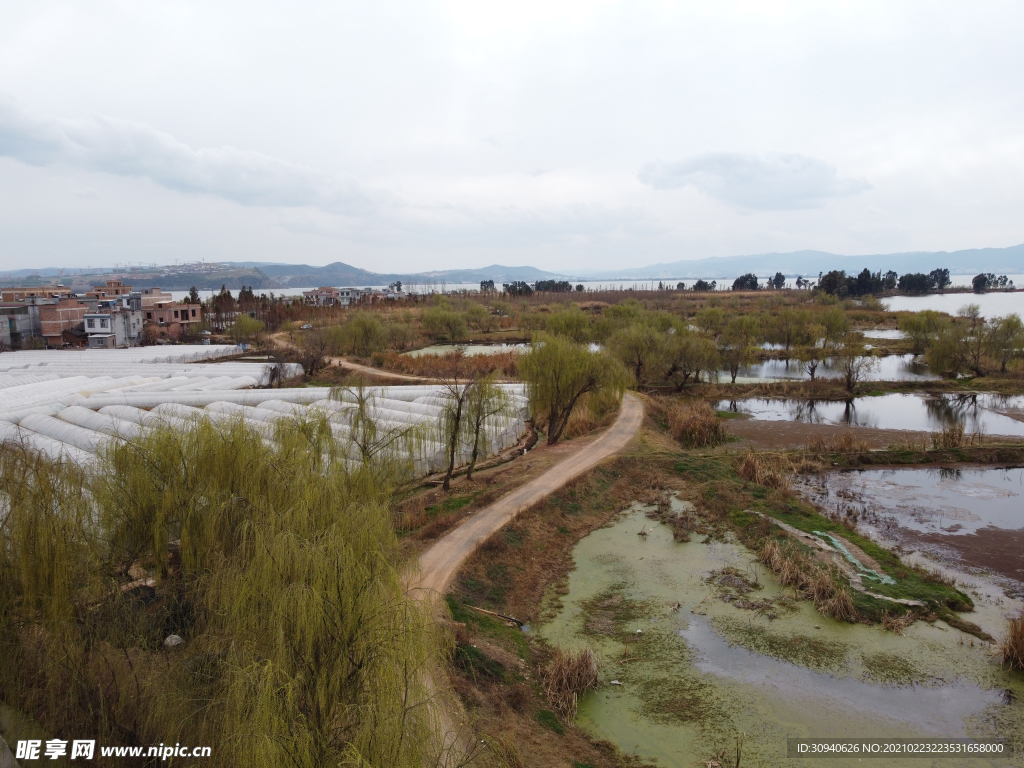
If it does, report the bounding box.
[723,354,938,384]
[540,507,1024,767]
[863,329,906,339]
[796,467,1024,597]
[402,343,528,357]
[717,393,1024,437]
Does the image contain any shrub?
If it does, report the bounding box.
[0,419,439,767]
[667,401,727,447]
[1000,611,1024,671]
[737,449,791,490]
[540,647,599,719]
[808,433,869,453]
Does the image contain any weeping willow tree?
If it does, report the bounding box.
[0,416,440,767]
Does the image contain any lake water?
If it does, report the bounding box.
[884,291,1024,317]
[539,505,1023,766]
[716,392,1024,436]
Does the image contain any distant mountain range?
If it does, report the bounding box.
[573,244,1024,280]
[3,243,1023,289]
[246,262,563,288]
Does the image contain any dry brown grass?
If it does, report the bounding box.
[1000,611,1024,671]
[372,349,520,378]
[758,539,857,622]
[808,433,869,453]
[667,400,727,447]
[932,422,966,449]
[737,449,792,491]
[880,610,915,636]
[540,647,600,719]
[930,421,986,450]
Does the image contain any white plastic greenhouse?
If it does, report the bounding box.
[0,346,529,478]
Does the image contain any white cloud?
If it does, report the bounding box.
[0,95,381,214]
[638,152,871,210]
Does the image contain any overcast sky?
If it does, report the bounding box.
[1,1,1022,273]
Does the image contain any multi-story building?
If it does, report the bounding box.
[0,285,73,303]
[302,287,345,306]
[39,299,89,347]
[85,279,133,299]
[84,309,144,348]
[127,287,203,341]
[1,304,35,349]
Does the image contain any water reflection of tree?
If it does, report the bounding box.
[925,394,981,431]
[787,399,828,423]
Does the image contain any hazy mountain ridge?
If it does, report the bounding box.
[3,244,1022,288]
[575,244,1024,279]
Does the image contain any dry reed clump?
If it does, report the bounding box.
[758,539,856,622]
[1000,611,1024,671]
[880,610,915,636]
[540,647,600,719]
[808,433,869,453]
[737,449,792,491]
[558,389,622,439]
[372,349,520,379]
[931,421,985,450]
[667,400,728,448]
[920,567,957,587]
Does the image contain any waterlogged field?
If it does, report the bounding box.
[401,343,528,357]
[725,353,937,384]
[716,393,1024,437]
[797,467,1024,599]
[539,505,1024,767]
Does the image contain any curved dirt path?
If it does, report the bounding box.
[268,331,433,381]
[414,392,644,598]
[329,356,432,381]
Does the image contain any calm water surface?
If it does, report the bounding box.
[717,392,1024,436]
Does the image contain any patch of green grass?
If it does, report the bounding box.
[454,643,507,682]
[426,494,474,516]
[503,527,527,548]
[674,456,735,482]
[446,595,530,659]
[535,709,564,734]
[715,410,746,420]
[557,526,570,534]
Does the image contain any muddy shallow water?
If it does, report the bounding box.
[539,505,1023,767]
[796,467,1024,597]
[717,393,1024,437]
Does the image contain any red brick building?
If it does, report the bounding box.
[39,299,89,347]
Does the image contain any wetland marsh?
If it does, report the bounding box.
[540,505,1024,767]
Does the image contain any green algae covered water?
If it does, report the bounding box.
[538,504,1024,767]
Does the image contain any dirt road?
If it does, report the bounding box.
[269,331,431,381]
[414,393,644,599]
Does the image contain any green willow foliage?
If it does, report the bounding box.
[0,417,439,767]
